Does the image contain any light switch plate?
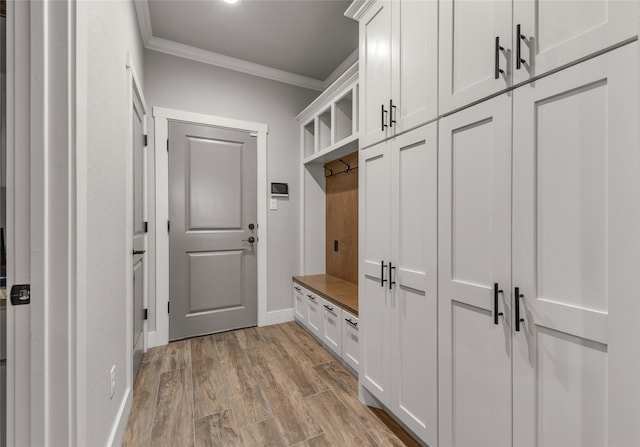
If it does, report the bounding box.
[270,198,278,210]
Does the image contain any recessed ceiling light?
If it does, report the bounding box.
[223,0,240,4]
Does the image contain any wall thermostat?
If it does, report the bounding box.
[271,182,289,197]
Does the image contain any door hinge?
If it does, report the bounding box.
[143,308,148,320]
[143,134,148,146]
[144,221,148,233]
[167,220,170,232]
[168,301,170,313]
[167,138,169,151]
[10,284,30,306]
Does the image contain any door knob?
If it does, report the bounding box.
[248,223,256,230]
[242,236,256,244]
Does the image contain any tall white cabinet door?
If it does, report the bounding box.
[439,0,512,114]
[359,140,392,402]
[392,0,438,132]
[512,43,640,447]
[438,94,512,447]
[359,1,393,149]
[513,0,637,84]
[390,123,438,446]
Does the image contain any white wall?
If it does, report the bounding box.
[85,1,144,445]
[144,50,318,323]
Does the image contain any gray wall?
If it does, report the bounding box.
[85,1,144,445]
[144,50,318,318]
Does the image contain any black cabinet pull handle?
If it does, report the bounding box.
[323,304,334,311]
[494,36,505,79]
[294,286,301,291]
[345,318,358,328]
[493,283,504,324]
[381,104,388,131]
[133,249,146,255]
[389,262,396,290]
[389,99,396,126]
[307,294,316,301]
[380,261,387,287]
[516,24,527,69]
[515,287,524,331]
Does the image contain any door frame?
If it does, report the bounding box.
[151,107,268,347]
[126,54,148,392]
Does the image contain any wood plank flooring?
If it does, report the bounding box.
[122,322,420,447]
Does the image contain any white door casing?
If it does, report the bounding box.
[152,107,268,348]
[438,93,512,447]
[512,42,640,447]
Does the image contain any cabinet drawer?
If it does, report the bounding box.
[321,299,342,357]
[342,311,359,373]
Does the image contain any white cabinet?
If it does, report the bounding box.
[360,122,438,444]
[293,284,307,323]
[342,312,359,372]
[306,291,322,339]
[321,299,342,357]
[511,43,640,447]
[439,0,637,114]
[438,42,640,447]
[359,0,438,149]
[438,93,513,447]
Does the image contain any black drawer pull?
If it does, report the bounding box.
[493,283,504,325]
[307,294,316,301]
[495,36,505,79]
[323,304,334,311]
[345,318,358,328]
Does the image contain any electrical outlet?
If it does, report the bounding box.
[110,365,116,399]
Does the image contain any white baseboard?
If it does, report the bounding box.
[261,308,294,326]
[147,330,166,349]
[107,386,132,447]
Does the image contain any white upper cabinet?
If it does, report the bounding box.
[360,1,393,148]
[439,0,512,114]
[513,0,637,85]
[358,0,438,149]
[439,0,637,114]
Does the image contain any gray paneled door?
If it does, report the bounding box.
[132,88,146,377]
[169,122,257,340]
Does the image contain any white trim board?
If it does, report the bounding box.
[151,107,269,347]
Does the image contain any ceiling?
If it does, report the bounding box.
[140,0,358,90]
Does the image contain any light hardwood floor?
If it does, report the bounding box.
[122,321,420,447]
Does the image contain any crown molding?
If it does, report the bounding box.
[133,0,152,45]
[344,0,376,21]
[133,0,357,92]
[323,48,358,89]
[146,36,325,91]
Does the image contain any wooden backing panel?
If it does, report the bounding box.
[325,151,358,285]
[214,326,264,349]
[313,362,409,447]
[245,344,323,445]
[194,410,241,447]
[278,321,334,366]
[191,336,229,418]
[304,390,377,447]
[150,368,195,447]
[215,340,272,428]
[239,418,287,447]
[293,274,358,316]
[122,357,164,447]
